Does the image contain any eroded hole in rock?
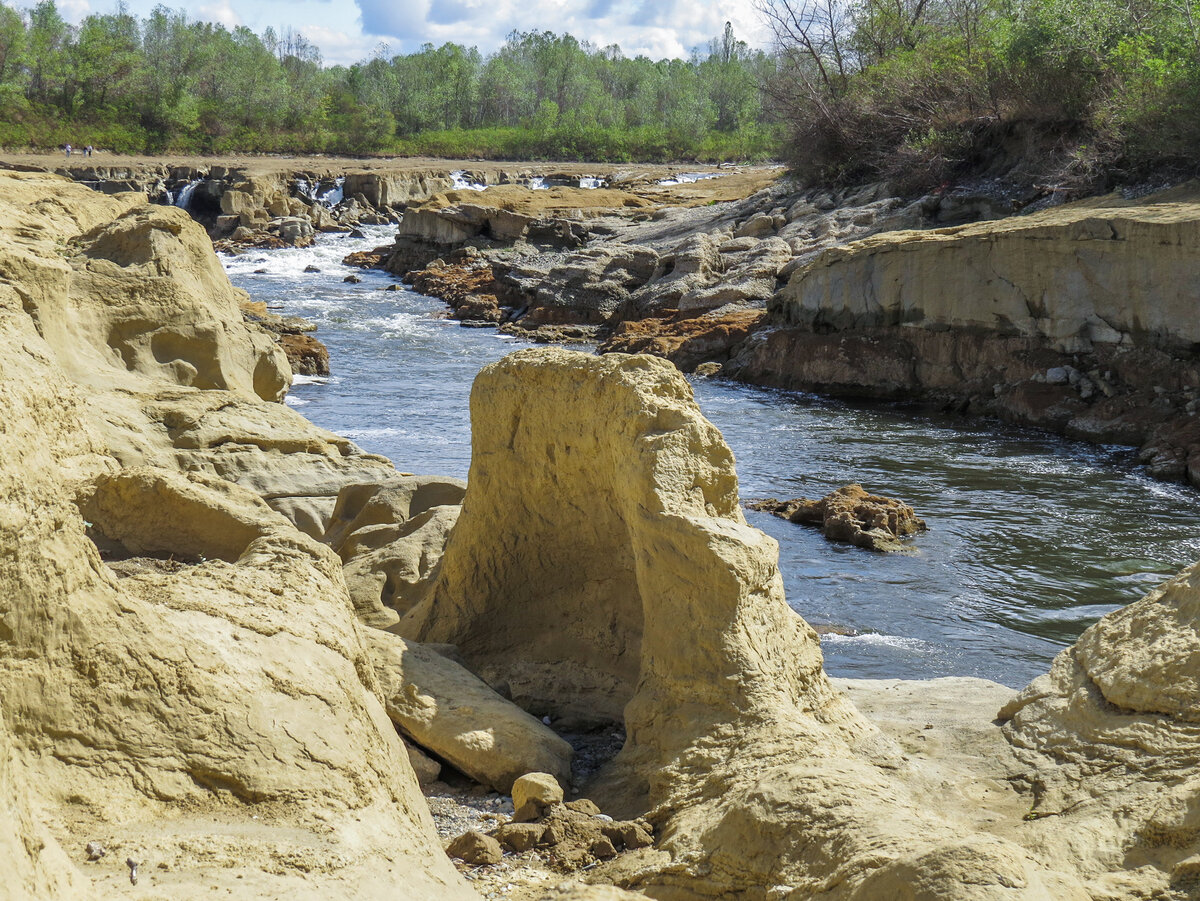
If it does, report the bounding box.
[83,520,205,577]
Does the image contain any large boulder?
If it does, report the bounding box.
[364,630,574,793]
[400,347,1090,899]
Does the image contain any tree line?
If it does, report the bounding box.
[760,0,1200,189]
[0,1,778,161]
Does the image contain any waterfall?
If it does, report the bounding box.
[578,177,604,189]
[317,177,345,207]
[174,179,202,210]
[529,176,547,190]
[450,170,487,191]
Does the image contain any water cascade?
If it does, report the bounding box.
[173,179,202,210]
[450,170,487,191]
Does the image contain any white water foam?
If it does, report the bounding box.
[450,170,487,191]
[578,177,604,189]
[821,632,932,653]
[174,179,202,209]
[318,177,345,207]
[658,172,723,187]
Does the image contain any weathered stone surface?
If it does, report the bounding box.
[776,200,1200,348]
[343,505,461,626]
[494,822,545,852]
[279,332,330,376]
[0,170,471,898]
[402,737,443,786]
[599,309,765,371]
[324,475,467,555]
[446,830,503,865]
[400,347,1092,899]
[512,772,564,822]
[365,630,573,793]
[749,483,927,553]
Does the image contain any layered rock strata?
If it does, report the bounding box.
[728,193,1200,486]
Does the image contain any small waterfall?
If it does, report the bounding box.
[529,176,547,190]
[450,170,487,191]
[174,179,202,210]
[657,172,722,186]
[578,177,604,189]
[318,177,345,207]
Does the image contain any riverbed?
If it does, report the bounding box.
[224,228,1200,688]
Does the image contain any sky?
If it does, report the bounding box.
[44,0,773,67]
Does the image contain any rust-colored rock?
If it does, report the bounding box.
[749,483,927,553]
[600,309,766,371]
[410,260,504,323]
[279,333,330,376]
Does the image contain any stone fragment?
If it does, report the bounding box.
[748,483,927,553]
[445,831,502,865]
[401,738,442,786]
[512,772,565,822]
[493,822,545,852]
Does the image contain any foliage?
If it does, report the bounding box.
[0,4,776,162]
[760,0,1200,187]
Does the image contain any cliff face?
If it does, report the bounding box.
[0,170,470,898]
[729,191,1200,485]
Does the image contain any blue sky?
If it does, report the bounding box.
[45,0,771,66]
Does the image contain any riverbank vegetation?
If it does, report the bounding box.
[762,0,1200,189]
[0,2,777,161]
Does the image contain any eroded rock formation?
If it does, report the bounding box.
[400,347,1141,899]
[0,170,472,898]
[749,483,928,553]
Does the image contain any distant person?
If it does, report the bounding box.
[64,143,72,158]
[85,145,93,157]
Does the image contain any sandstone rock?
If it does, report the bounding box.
[342,505,461,626]
[446,830,503,865]
[364,630,574,793]
[402,738,442,786]
[748,484,927,553]
[734,212,776,238]
[0,422,470,899]
[502,243,659,326]
[279,333,330,376]
[493,822,545,852]
[67,204,290,402]
[776,197,1200,350]
[324,475,466,556]
[0,170,394,544]
[400,347,1087,898]
[512,772,564,821]
[599,309,765,372]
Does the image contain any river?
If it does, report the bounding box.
[223,227,1200,689]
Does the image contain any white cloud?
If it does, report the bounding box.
[197,0,242,29]
[300,23,370,66]
[353,0,770,58]
[60,0,770,67]
[56,0,91,23]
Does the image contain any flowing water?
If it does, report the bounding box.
[223,227,1200,689]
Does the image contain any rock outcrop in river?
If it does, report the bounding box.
[727,189,1200,487]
